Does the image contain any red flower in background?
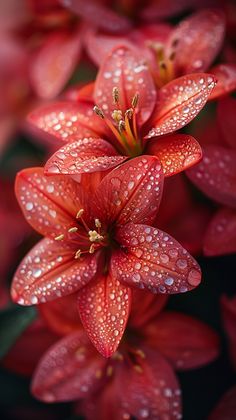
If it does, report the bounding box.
[11,156,202,357]
[187,96,236,256]
[85,9,236,99]
[28,46,216,178]
[30,291,219,420]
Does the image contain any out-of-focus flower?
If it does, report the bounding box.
[208,385,236,420]
[28,46,216,178]
[30,291,219,420]
[85,9,236,99]
[11,157,202,357]
[187,96,236,256]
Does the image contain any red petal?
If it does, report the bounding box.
[221,295,236,370]
[209,64,236,100]
[39,293,81,336]
[145,312,219,370]
[77,273,131,357]
[30,30,82,99]
[60,0,131,33]
[94,155,163,226]
[169,9,225,74]
[64,82,95,102]
[204,207,236,256]
[15,167,90,238]
[146,134,202,177]
[44,137,127,175]
[31,330,106,402]
[209,386,236,420]
[118,347,182,420]
[187,146,236,208]
[28,101,108,143]
[141,0,194,20]
[129,290,168,329]
[147,73,216,138]
[217,96,236,148]
[94,46,157,126]
[112,223,201,294]
[11,238,100,305]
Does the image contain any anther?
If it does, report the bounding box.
[125,108,133,119]
[93,105,104,119]
[171,38,179,48]
[95,369,103,379]
[55,234,64,241]
[76,209,84,219]
[118,120,125,133]
[75,249,81,259]
[133,364,143,374]
[131,93,139,109]
[95,219,101,228]
[106,365,113,377]
[135,349,146,359]
[112,86,119,104]
[160,61,167,70]
[112,109,123,122]
[89,230,104,242]
[89,244,95,254]
[68,227,78,233]
[169,51,176,61]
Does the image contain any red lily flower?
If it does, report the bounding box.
[11,156,202,357]
[187,96,236,256]
[85,9,236,99]
[28,46,216,178]
[31,291,219,420]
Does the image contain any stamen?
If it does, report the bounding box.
[75,249,81,259]
[76,209,84,219]
[135,349,146,359]
[112,109,123,122]
[171,38,179,48]
[89,244,95,254]
[133,364,143,374]
[125,108,133,119]
[118,120,126,133]
[93,105,104,119]
[106,365,113,377]
[95,369,103,379]
[112,352,124,361]
[169,51,176,61]
[55,234,64,241]
[68,227,78,233]
[112,86,119,104]
[131,93,139,109]
[88,230,104,242]
[95,219,101,228]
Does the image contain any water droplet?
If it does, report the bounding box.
[187,269,201,286]
[26,202,33,211]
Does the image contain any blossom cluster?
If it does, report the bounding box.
[1,1,236,419]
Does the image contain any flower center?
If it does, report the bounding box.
[148,40,178,87]
[55,208,106,259]
[93,87,142,157]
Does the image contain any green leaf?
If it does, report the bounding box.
[0,304,36,359]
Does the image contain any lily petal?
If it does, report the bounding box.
[30,30,82,99]
[221,296,236,369]
[145,312,219,370]
[146,73,216,138]
[94,46,157,126]
[217,96,236,148]
[118,347,182,420]
[11,238,100,305]
[209,64,236,100]
[94,156,163,226]
[129,291,168,329]
[147,134,202,176]
[204,207,236,256]
[45,137,127,175]
[141,0,194,20]
[170,9,225,74]
[31,330,106,402]
[187,146,236,208]
[208,385,236,420]
[112,223,201,294]
[77,274,131,357]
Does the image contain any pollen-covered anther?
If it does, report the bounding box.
[75,249,82,259]
[89,244,95,254]
[112,109,123,122]
[125,108,133,119]
[76,208,84,219]
[68,227,78,233]
[112,86,119,104]
[112,351,124,361]
[134,364,143,374]
[131,93,139,109]
[93,105,105,119]
[95,218,101,228]
[118,120,126,133]
[106,365,114,377]
[55,234,64,241]
[135,349,146,359]
[88,230,104,242]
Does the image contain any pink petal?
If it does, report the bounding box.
[60,0,131,33]
[31,330,106,402]
[204,207,236,256]
[118,347,182,420]
[11,238,100,305]
[28,101,108,143]
[208,386,236,420]
[112,223,201,294]
[39,293,81,336]
[15,167,89,238]
[44,137,127,175]
[217,96,236,148]
[146,134,202,177]
[30,30,82,99]
[146,312,219,370]
[187,146,236,208]
[147,73,216,138]
[221,295,236,369]
[209,64,236,100]
[77,273,131,357]
[94,46,157,126]
[94,155,164,226]
[169,9,225,74]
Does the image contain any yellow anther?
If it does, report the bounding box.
[75,249,82,259]
[55,234,64,241]
[93,105,104,119]
[118,120,126,133]
[89,244,95,254]
[112,86,119,104]
[133,364,143,374]
[95,369,103,379]
[136,349,146,359]
[131,93,139,109]
[88,230,104,242]
[125,108,133,119]
[112,109,123,122]
[76,209,84,219]
[95,219,101,228]
[68,227,78,233]
[112,352,124,361]
[106,365,113,377]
